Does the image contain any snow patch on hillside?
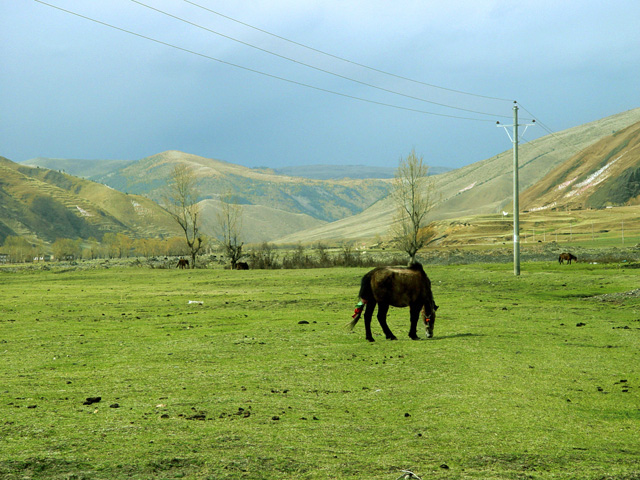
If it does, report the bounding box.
[529,202,557,212]
[132,200,150,216]
[76,206,93,217]
[458,182,477,193]
[565,155,622,198]
[557,177,577,190]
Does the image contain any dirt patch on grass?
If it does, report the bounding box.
[590,289,640,302]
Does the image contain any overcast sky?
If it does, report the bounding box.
[2,1,639,169]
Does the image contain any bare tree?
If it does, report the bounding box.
[390,149,437,263]
[215,192,244,269]
[164,164,204,268]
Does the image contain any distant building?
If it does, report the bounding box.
[0,253,8,264]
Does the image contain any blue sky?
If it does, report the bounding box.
[2,1,639,169]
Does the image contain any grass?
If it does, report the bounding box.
[1,262,639,479]
[440,206,640,248]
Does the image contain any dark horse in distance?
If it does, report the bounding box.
[176,258,189,269]
[558,252,577,264]
[348,262,438,342]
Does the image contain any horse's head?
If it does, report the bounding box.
[422,303,438,338]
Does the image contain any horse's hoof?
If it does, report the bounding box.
[366,337,375,342]
[409,335,420,340]
[387,336,398,341]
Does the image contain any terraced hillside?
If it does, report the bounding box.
[0,157,180,245]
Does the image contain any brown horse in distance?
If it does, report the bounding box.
[176,258,189,269]
[558,252,577,264]
[349,262,438,342]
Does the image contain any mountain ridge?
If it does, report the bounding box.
[89,150,393,223]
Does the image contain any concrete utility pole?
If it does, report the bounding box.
[497,102,534,276]
[512,104,521,275]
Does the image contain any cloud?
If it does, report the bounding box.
[2,0,640,168]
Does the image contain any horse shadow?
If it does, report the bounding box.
[430,332,485,341]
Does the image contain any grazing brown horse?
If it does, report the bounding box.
[558,252,577,264]
[235,262,249,270]
[348,262,438,342]
[176,258,189,269]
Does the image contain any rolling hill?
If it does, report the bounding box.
[521,120,640,211]
[197,200,325,244]
[0,157,181,246]
[271,164,452,179]
[89,150,393,223]
[22,157,135,179]
[276,107,640,243]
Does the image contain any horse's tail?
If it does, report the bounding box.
[346,270,375,330]
[346,300,366,330]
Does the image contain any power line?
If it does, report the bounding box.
[183,0,514,103]
[130,0,510,119]
[33,0,503,122]
[517,102,585,157]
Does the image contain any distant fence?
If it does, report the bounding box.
[519,221,639,247]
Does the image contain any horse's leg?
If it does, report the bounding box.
[408,304,421,340]
[376,303,397,340]
[425,310,436,339]
[363,301,376,342]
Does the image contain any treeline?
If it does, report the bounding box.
[1,234,192,263]
[1,235,408,269]
[246,242,406,269]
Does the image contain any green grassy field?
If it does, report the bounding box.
[1,263,639,479]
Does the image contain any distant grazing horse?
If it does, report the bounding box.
[348,263,438,342]
[176,258,189,269]
[235,262,249,270]
[558,252,577,264]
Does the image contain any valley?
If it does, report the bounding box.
[3,107,640,252]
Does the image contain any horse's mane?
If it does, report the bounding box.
[408,262,424,272]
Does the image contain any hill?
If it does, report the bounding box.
[24,158,450,182]
[91,150,392,223]
[0,157,180,246]
[276,108,640,243]
[197,200,325,244]
[9,108,640,247]
[271,164,451,179]
[521,120,640,211]
[22,157,135,178]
